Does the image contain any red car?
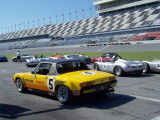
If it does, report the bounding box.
[92,53,119,63]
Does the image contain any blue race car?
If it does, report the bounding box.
[0,55,8,62]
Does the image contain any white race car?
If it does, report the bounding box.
[93,55,144,76]
[143,59,160,73]
[12,53,34,62]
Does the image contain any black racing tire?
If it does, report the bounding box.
[56,86,73,104]
[13,58,17,62]
[15,78,25,93]
[114,66,124,76]
[143,63,150,73]
[136,71,143,75]
[93,63,100,71]
[26,63,30,67]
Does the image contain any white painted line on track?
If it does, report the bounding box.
[97,45,110,52]
[117,93,160,103]
[131,94,160,103]
[151,116,160,120]
[1,70,8,73]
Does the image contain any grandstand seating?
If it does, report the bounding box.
[0,4,160,50]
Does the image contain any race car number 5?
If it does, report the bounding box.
[47,77,55,91]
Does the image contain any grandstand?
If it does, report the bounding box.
[1,0,160,50]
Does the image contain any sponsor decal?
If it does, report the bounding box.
[83,89,95,94]
[110,83,117,87]
[157,64,160,69]
[57,81,66,84]
[36,81,44,84]
[82,72,96,75]
[25,79,33,83]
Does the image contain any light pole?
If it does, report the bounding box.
[55,15,57,24]
[75,11,78,20]
[23,23,25,30]
[27,22,30,29]
[32,20,34,28]
[69,13,71,22]
[89,7,92,18]
[11,25,12,32]
[62,14,64,23]
[19,24,21,31]
[37,19,40,27]
[5,26,7,33]
[15,24,16,32]
[1,27,3,34]
[49,17,52,25]
[8,26,10,33]
[43,18,45,26]
[82,9,84,19]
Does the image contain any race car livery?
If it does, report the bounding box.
[13,59,117,104]
[143,59,160,73]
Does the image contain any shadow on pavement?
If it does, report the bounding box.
[0,103,30,119]
[0,93,135,119]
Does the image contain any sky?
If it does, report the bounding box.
[0,0,97,34]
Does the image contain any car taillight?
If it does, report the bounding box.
[80,82,94,87]
[110,76,116,81]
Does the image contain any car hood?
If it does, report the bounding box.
[59,70,115,83]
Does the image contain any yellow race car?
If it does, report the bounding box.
[13,59,117,104]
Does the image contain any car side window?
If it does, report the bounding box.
[34,63,52,75]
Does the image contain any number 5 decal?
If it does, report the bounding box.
[47,77,55,92]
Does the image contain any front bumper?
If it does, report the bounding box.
[80,80,117,95]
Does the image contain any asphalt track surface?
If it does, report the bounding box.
[0,44,160,120]
[1,43,160,55]
[0,61,160,120]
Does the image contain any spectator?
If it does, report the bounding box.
[16,51,21,63]
[40,54,44,57]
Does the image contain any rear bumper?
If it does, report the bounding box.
[80,80,117,95]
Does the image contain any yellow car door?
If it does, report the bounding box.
[32,63,52,91]
[23,72,35,88]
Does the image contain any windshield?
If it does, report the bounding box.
[57,61,89,74]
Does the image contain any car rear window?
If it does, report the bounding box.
[57,61,89,74]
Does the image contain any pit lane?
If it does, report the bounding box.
[0,61,160,120]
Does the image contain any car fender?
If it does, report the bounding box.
[13,73,26,85]
[114,62,126,71]
[49,76,81,93]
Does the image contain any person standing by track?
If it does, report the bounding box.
[16,50,21,63]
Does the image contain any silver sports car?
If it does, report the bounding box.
[93,55,144,76]
[62,54,92,64]
[12,53,34,62]
[143,59,160,73]
[26,57,54,67]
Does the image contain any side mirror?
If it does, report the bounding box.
[31,71,35,74]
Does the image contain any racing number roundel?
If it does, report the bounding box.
[47,77,55,92]
[157,64,160,69]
